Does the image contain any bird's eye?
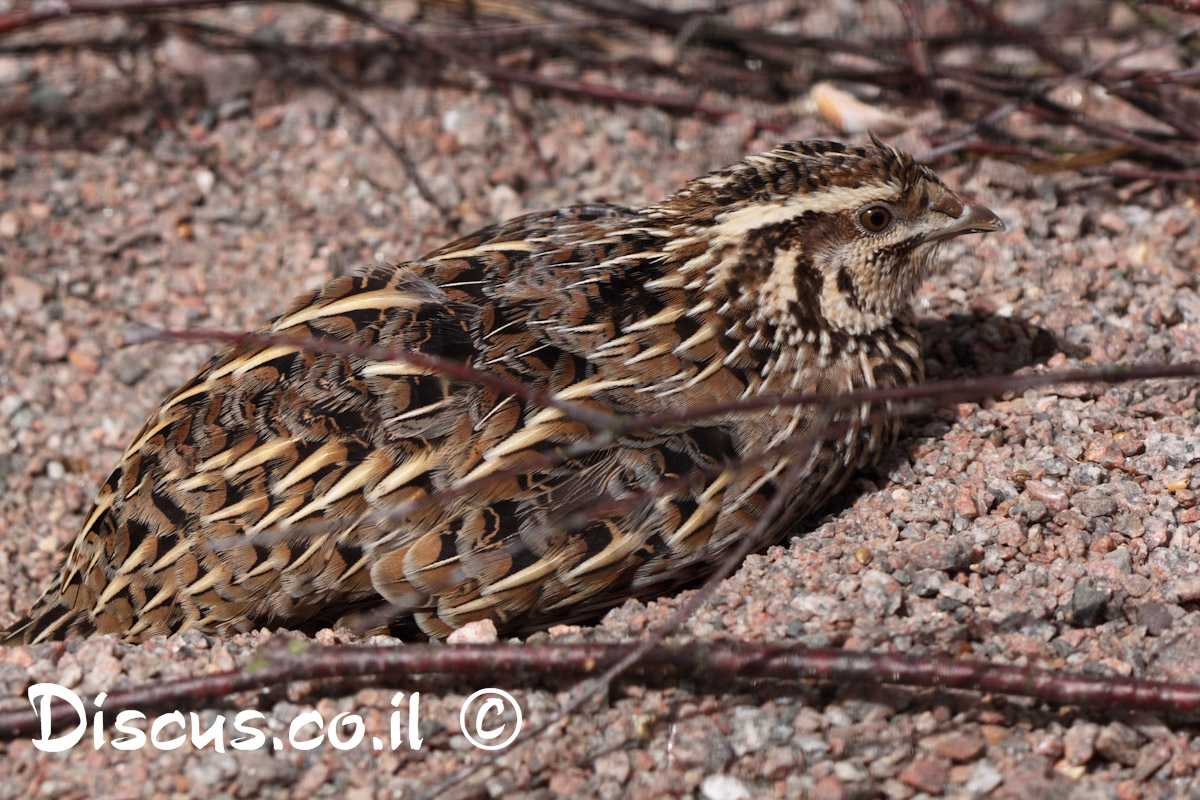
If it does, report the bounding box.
[858,206,893,233]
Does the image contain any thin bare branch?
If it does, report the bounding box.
[1141,0,1200,12]
[955,0,1200,142]
[892,0,940,107]
[6,639,1200,743]
[0,0,258,35]
[310,0,788,133]
[925,17,1200,163]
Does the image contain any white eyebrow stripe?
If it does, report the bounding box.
[711,184,895,239]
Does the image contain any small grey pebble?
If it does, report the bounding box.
[592,751,631,784]
[794,633,833,648]
[1071,578,1110,626]
[911,569,944,597]
[935,596,964,614]
[1104,547,1132,574]
[10,406,32,431]
[1166,573,1200,603]
[31,86,67,112]
[730,706,772,756]
[964,761,1004,795]
[903,536,974,572]
[1010,500,1048,523]
[795,735,831,756]
[1137,602,1173,636]
[700,774,751,800]
[1075,494,1118,518]
[1064,720,1099,765]
[218,97,251,120]
[1146,432,1200,469]
[1095,721,1142,766]
[0,395,24,418]
[1050,636,1077,658]
[860,569,902,615]
[1068,463,1107,487]
[115,359,151,386]
[1117,205,1153,227]
[1039,457,1072,477]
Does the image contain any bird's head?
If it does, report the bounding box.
[653,139,1005,342]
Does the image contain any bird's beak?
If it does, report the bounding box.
[926,189,1006,243]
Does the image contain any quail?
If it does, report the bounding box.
[5,140,1003,644]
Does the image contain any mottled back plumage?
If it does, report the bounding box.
[5,140,1002,644]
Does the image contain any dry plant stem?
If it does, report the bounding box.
[562,0,904,66]
[923,18,1200,163]
[22,18,599,58]
[499,82,553,179]
[0,0,254,35]
[1124,0,1200,58]
[1028,95,1188,167]
[1115,65,1200,88]
[938,84,1186,168]
[1144,0,1200,13]
[955,0,1200,142]
[1092,165,1200,182]
[8,640,1200,743]
[919,139,1053,164]
[0,0,784,132]
[412,20,610,42]
[308,0,788,134]
[95,13,618,197]
[892,0,940,108]
[626,362,1200,428]
[6,0,1196,174]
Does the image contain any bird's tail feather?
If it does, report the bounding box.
[2,580,96,645]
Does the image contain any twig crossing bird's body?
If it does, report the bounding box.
[5,140,1003,644]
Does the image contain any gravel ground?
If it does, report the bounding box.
[3,3,1200,799]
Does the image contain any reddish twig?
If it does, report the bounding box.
[0,0,784,132]
[1114,65,1200,88]
[892,0,941,108]
[562,0,905,65]
[955,0,1200,142]
[310,0,788,134]
[0,0,258,35]
[6,639,1200,743]
[927,17,1200,164]
[1090,164,1200,182]
[1141,0,1200,11]
[500,82,553,180]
